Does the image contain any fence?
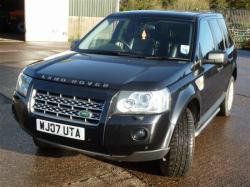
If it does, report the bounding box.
[219,9,250,48]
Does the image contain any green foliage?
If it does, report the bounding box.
[166,0,210,10]
[210,0,228,10]
[232,34,249,48]
[227,0,250,10]
[120,0,250,10]
[119,0,250,49]
[161,0,176,8]
[120,0,162,11]
[120,0,210,11]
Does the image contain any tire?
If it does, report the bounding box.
[33,137,55,150]
[159,108,195,177]
[17,22,25,33]
[219,76,235,117]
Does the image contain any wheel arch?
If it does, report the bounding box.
[161,83,201,149]
[169,84,201,126]
[187,98,200,128]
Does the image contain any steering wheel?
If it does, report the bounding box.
[115,40,131,51]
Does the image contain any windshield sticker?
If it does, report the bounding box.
[180,45,190,55]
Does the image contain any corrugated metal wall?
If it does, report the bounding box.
[69,0,119,41]
[69,0,119,17]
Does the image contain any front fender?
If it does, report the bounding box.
[170,84,200,125]
[161,83,200,149]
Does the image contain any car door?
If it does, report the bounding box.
[196,19,224,115]
[208,19,231,93]
[217,18,236,89]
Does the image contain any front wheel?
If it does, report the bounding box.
[219,77,235,117]
[159,108,195,177]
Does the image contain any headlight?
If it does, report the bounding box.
[16,73,32,97]
[115,88,170,114]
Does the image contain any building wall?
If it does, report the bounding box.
[69,0,119,17]
[25,0,69,42]
[25,0,119,42]
[69,17,103,41]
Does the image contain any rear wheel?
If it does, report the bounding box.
[159,108,195,177]
[219,77,235,117]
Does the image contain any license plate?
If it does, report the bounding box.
[36,119,85,141]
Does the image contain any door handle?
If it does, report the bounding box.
[217,66,223,72]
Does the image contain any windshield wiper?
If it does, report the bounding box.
[80,50,145,58]
[80,50,189,61]
[80,50,121,56]
[144,56,189,61]
[144,56,169,60]
[117,51,145,58]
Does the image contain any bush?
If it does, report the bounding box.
[120,0,210,11]
[166,0,210,10]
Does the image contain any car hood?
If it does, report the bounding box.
[24,51,192,90]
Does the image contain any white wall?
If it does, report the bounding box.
[25,0,69,41]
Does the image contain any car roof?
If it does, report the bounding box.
[109,10,223,21]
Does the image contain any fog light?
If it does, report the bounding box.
[131,128,148,141]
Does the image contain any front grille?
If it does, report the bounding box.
[30,90,105,125]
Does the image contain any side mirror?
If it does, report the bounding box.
[203,51,228,65]
[70,39,80,51]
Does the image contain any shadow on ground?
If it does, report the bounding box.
[0,33,24,41]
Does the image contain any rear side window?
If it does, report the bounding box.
[208,19,225,50]
[218,19,234,48]
[199,20,215,58]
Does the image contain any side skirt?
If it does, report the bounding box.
[195,93,225,137]
[195,108,220,137]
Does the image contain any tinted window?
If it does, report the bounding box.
[199,20,215,58]
[218,19,234,48]
[78,17,194,60]
[209,19,225,50]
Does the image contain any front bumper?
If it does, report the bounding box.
[12,86,172,162]
[35,137,169,162]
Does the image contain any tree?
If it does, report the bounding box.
[166,0,210,10]
[120,0,250,10]
[210,0,228,10]
[120,0,164,11]
[227,0,250,9]
[161,0,176,8]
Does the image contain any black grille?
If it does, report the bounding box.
[30,90,105,125]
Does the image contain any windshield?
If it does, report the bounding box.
[78,17,194,60]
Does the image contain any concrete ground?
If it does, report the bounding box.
[0,41,250,187]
